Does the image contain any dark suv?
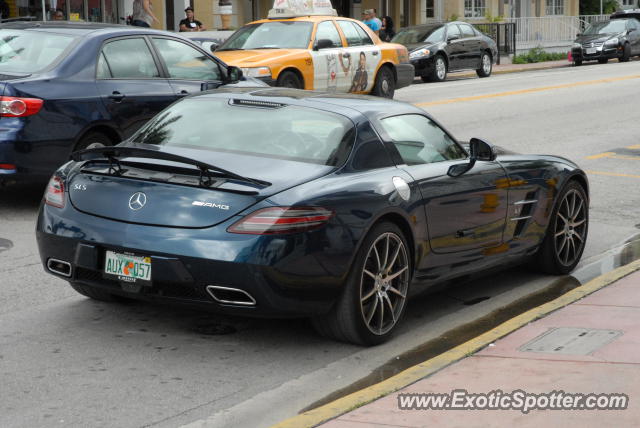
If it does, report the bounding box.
[571,18,640,65]
[0,22,263,185]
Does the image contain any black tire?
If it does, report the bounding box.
[69,282,120,302]
[430,55,447,82]
[597,58,609,64]
[533,180,589,275]
[476,51,492,78]
[312,222,411,346]
[573,59,582,66]
[372,66,395,98]
[619,43,631,62]
[276,70,303,89]
[74,131,112,152]
[420,75,431,83]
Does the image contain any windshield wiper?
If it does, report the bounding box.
[72,146,270,188]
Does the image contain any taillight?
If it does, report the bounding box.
[0,163,17,173]
[228,207,334,235]
[45,176,65,208]
[0,96,43,117]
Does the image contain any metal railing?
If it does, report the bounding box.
[472,22,517,65]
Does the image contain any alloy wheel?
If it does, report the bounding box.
[436,58,446,80]
[360,232,409,335]
[553,189,587,266]
[482,54,491,74]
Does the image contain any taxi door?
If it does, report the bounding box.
[336,20,382,93]
[311,20,348,92]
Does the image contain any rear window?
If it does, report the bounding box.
[131,98,355,166]
[0,30,75,74]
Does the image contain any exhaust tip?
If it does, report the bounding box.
[206,285,256,306]
[47,258,72,277]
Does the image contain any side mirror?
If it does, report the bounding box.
[226,65,242,83]
[314,39,334,50]
[576,33,582,37]
[447,138,496,177]
[447,34,459,42]
[469,137,497,161]
[209,42,219,52]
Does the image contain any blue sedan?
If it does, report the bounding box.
[37,89,589,345]
[0,21,262,184]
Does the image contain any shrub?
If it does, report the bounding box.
[512,47,568,64]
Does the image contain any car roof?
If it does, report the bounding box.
[249,15,360,25]
[611,9,640,19]
[189,87,423,121]
[398,23,444,31]
[0,21,170,37]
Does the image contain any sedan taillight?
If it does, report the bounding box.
[228,207,334,235]
[45,176,65,208]
[0,96,43,117]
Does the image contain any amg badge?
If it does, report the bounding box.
[192,201,230,210]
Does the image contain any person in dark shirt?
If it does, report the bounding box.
[0,0,11,20]
[179,7,205,32]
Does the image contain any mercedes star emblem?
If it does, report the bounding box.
[128,192,147,211]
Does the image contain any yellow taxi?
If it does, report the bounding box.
[214,3,413,98]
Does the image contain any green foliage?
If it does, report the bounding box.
[579,0,622,15]
[512,47,568,64]
[483,11,504,22]
[448,13,459,21]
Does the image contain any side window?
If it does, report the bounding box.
[379,114,466,165]
[352,22,374,45]
[99,38,160,79]
[152,38,222,81]
[315,21,343,48]
[338,20,363,46]
[351,122,393,170]
[447,24,461,40]
[460,24,476,38]
[96,52,111,78]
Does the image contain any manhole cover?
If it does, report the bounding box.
[0,238,13,253]
[519,327,622,356]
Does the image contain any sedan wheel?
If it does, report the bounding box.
[312,222,411,345]
[476,52,492,78]
[430,55,447,82]
[534,181,588,274]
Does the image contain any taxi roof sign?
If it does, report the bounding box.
[268,0,337,18]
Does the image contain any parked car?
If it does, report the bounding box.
[0,21,264,185]
[181,30,234,53]
[571,18,640,65]
[392,21,498,82]
[213,10,413,98]
[610,8,640,21]
[37,88,589,345]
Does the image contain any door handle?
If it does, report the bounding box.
[108,91,125,102]
[341,52,351,58]
[456,229,475,238]
[177,90,189,97]
[372,51,379,56]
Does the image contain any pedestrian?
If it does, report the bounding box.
[131,0,159,28]
[179,6,205,32]
[379,16,395,42]
[0,0,10,21]
[371,9,382,31]
[362,9,380,35]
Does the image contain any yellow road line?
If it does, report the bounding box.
[270,260,640,428]
[586,170,640,179]
[414,74,640,107]
[585,152,615,160]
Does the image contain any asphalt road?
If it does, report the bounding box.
[1,60,640,428]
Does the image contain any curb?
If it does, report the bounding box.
[449,62,570,79]
[270,258,640,428]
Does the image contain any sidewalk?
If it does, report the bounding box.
[450,59,570,79]
[320,269,640,428]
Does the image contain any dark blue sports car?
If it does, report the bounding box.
[36,88,589,345]
[0,21,262,185]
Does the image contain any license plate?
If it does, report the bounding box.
[586,48,597,55]
[104,251,151,284]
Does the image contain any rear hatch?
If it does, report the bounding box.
[67,145,334,228]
